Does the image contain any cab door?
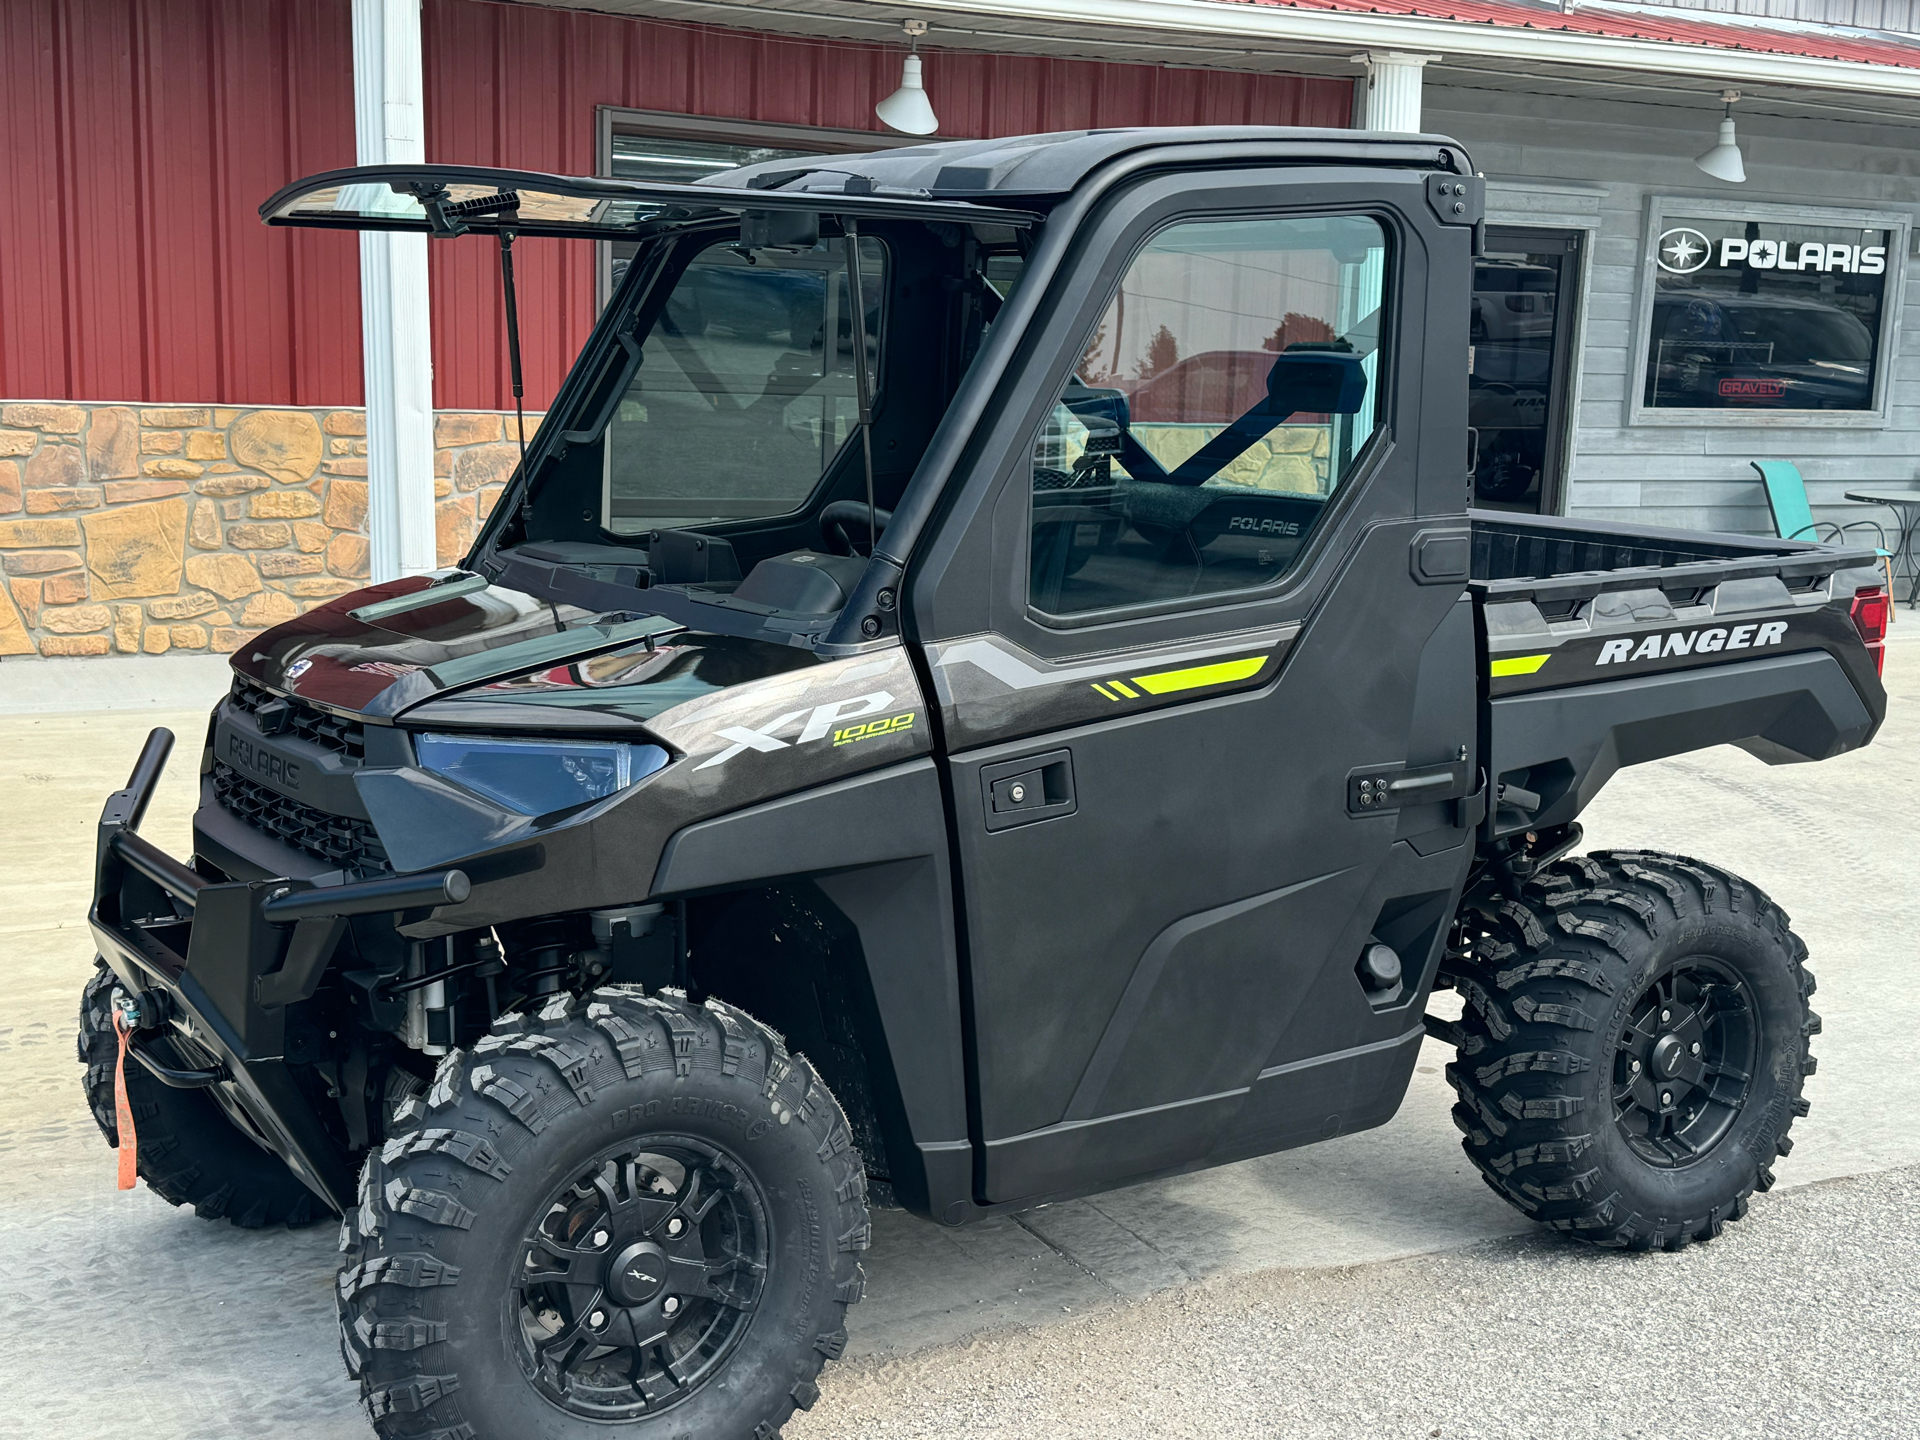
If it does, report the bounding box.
[910,165,1480,1205]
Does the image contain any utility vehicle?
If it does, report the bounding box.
[81,128,1890,1439]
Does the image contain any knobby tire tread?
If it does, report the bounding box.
[337,987,869,1440]
[1442,850,1817,1251]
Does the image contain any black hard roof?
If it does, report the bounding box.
[707,126,1474,201]
[259,129,1473,245]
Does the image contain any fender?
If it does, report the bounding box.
[650,759,972,1219]
[1486,649,1876,838]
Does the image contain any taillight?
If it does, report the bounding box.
[1851,587,1890,677]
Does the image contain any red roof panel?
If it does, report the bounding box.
[1220,0,1920,68]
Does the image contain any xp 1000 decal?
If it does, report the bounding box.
[646,648,931,778]
[694,690,914,769]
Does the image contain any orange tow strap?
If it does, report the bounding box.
[113,1010,138,1191]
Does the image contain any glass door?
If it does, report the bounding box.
[1470,227,1582,513]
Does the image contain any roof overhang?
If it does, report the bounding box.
[511,0,1919,102]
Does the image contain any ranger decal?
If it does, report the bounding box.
[1595,621,1788,666]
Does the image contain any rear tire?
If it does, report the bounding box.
[338,987,868,1439]
[1441,851,1817,1250]
[77,959,323,1228]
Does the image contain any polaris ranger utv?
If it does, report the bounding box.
[81,128,1890,1438]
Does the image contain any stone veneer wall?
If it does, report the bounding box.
[0,402,541,658]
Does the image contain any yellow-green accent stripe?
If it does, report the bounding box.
[1090,682,1117,700]
[1489,653,1551,678]
[1108,678,1140,699]
[1130,655,1266,695]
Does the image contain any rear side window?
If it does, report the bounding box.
[1028,214,1388,617]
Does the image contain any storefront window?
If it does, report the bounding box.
[597,110,914,308]
[604,133,821,298]
[1641,214,1893,413]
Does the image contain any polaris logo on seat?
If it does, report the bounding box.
[1595,622,1788,666]
[1226,516,1301,537]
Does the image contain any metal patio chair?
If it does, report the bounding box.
[1753,459,1895,606]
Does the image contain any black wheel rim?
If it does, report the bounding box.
[1611,957,1757,1168]
[513,1135,769,1422]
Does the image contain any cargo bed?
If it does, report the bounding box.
[1468,509,1888,838]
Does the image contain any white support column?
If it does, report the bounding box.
[354,0,437,582]
[1351,51,1439,134]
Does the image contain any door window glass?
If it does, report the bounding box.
[604,237,885,533]
[1028,214,1388,617]
[1641,217,1892,412]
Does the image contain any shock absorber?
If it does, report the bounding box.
[507,917,574,999]
[402,938,459,1055]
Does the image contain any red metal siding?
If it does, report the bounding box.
[0,0,1352,410]
[422,1,1351,412]
[0,0,361,407]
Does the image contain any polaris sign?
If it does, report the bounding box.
[1657,226,1887,276]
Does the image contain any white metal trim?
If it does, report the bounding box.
[517,0,1919,96]
[876,0,1921,96]
[354,0,437,582]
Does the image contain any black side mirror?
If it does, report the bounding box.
[1265,350,1369,416]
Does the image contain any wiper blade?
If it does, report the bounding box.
[425,614,685,690]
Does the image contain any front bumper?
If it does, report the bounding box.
[90,728,471,1213]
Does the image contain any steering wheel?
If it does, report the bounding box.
[820,500,892,557]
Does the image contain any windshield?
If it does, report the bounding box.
[603,236,885,534]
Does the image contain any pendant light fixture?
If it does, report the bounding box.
[1694,90,1747,184]
[876,20,938,136]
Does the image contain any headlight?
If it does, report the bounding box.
[413,734,668,816]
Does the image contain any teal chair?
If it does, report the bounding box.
[1752,460,1895,599]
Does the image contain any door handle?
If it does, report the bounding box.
[980,749,1076,832]
[1348,758,1471,816]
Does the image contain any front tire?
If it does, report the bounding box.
[1442,851,1818,1250]
[338,988,869,1438]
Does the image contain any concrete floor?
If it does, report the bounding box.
[790,1167,1921,1441]
[0,633,1912,1437]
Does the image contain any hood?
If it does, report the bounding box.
[232,573,813,724]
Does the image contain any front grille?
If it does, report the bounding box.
[230,677,365,760]
[212,762,391,876]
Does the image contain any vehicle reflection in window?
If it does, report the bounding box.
[1647,292,1875,410]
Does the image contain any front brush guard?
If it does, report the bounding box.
[89,727,470,1212]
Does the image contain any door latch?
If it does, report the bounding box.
[1347,758,1471,817]
[980,749,1076,832]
